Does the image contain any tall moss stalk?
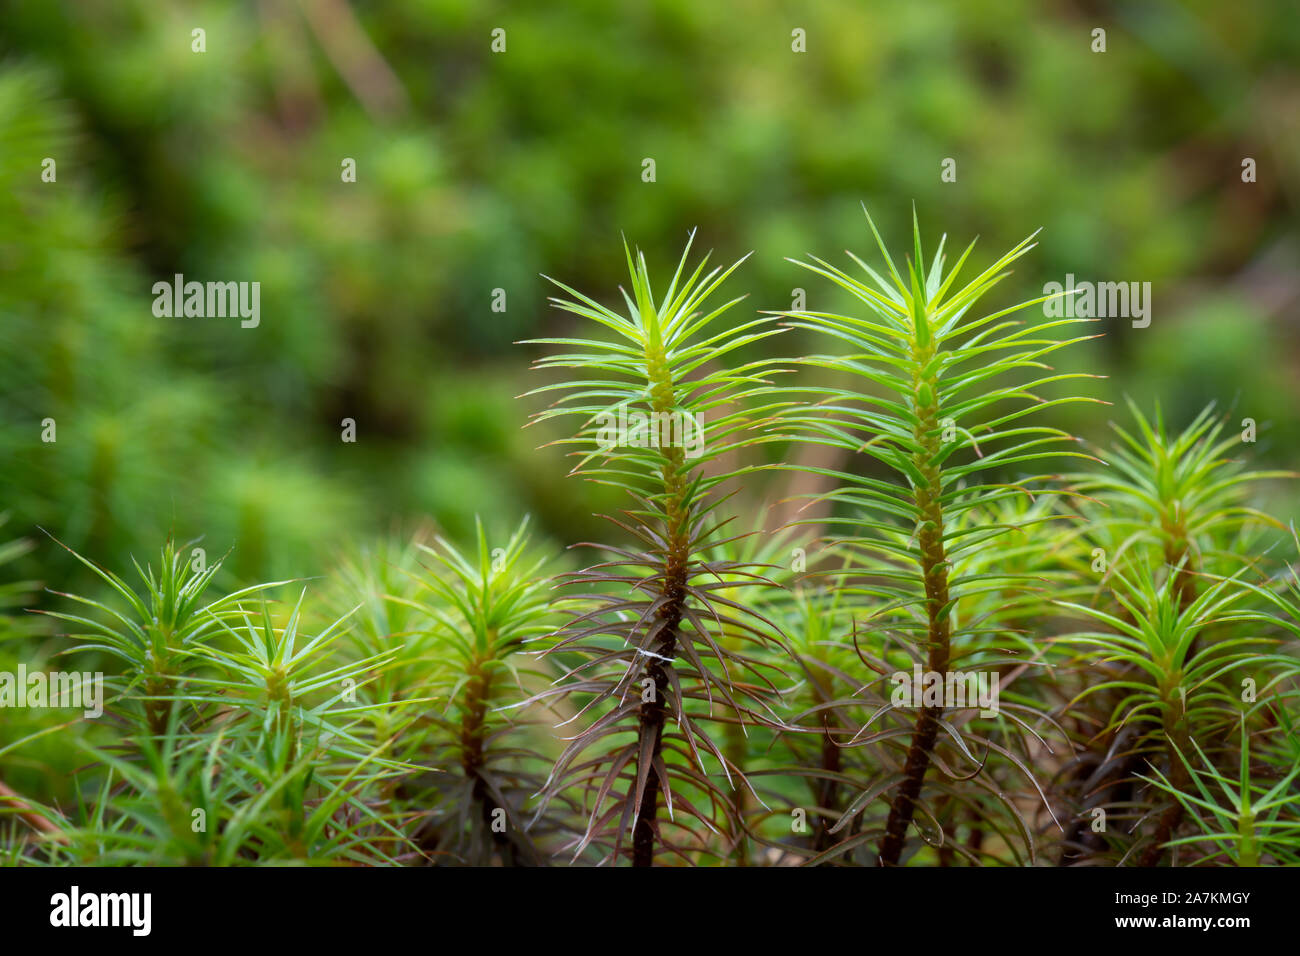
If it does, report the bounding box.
[879,350,953,864]
[782,208,1097,865]
[523,236,790,866]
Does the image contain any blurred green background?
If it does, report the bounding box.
[2,0,1298,596]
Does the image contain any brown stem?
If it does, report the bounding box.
[631,341,690,867]
[879,708,942,864]
[0,779,66,842]
[631,566,684,866]
[459,661,519,862]
[878,385,951,866]
[812,721,843,854]
[1138,796,1186,867]
[1138,717,1192,866]
[631,639,673,867]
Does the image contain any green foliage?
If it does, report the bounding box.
[5,1,1298,596]
[2,0,1299,871]
[395,518,561,865]
[3,215,1298,869]
[1146,715,1300,866]
[768,210,1099,864]
[3,540,418,863]
[1052,408,1300,865]
[520,237,794,865]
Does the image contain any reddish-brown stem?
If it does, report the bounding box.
[631,340,690,868]
[878,373,951,866]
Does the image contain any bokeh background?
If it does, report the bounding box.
[2,0,1297,599]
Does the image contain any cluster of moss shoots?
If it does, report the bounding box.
[3,211,1297,867]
